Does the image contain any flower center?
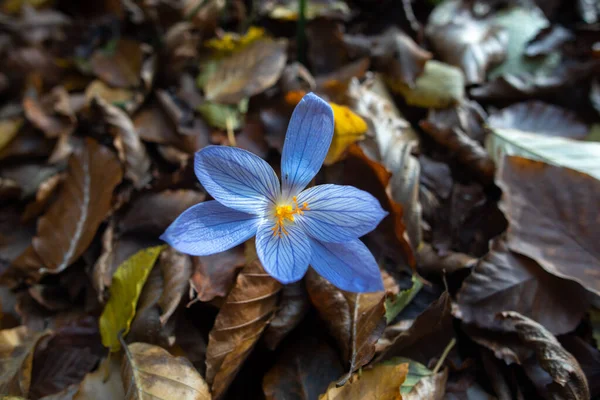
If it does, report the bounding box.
[272,196,310,237]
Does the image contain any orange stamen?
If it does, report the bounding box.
[271,197,310,237]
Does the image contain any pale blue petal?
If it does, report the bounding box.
[195,146,280,215]
[160,201,260,256]
[295,184,388,243]
[255,222,311,284]
[281,93,334,199]
[309,238,384,293]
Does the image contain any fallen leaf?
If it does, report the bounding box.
[205,260,281,400]
[487,100,589,140]
[205,26,266,54]
[262,334,344,400]
[377,292,454,366]
[92,97,152,189]
[260,0,350,20]
[416,243,477,278]
[197,101,246,130]
[99,245,165,352]
[592,308,600,350]
[498,311,590,399]
[90,39,143,88]
[305,270,386,384]
[0,326,51,396]
[23,87,75,139]
[262,281,310,350]
[389,60,465,108]
[84,80,141,112]
[189,244,246,303]
[343,27,431,87]
[0,118,23,152]
[385,276,423,324]
[118,190,206,236]
[420,121,495,185]
[388,357,432,395]
[324,102,368,165]
[403,370,447,400]
[17,139,122,276]
[318,361,408,400]
[306,20,348,75]
[497,156,600,296]
[157,247,192,326]
[560,335,600,398]
[203,39,288,104]
[487,126,600,180]
[426,0,507,84]
[455,238,588,335]
[121,342,211,400]
[22,172,65,222]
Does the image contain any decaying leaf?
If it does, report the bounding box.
[205,260,281,399]
[262,281,310,350]
[0,326,51,397]
[203,39,287,104]
[90,39,144,88]
[455,238,588,335]
[92,97,152,189]
[121,342,211,400]
[263,335,344,400]
[318,361,408,400]
[403,368,447,400]
[426,0,507,84]
[385,275,423,324]
[497,156,600,296]
[15,139,123,276]
[498,312,590,399]
[305,270,386,384]
[157,247,192,326]
[324,102,368,165]
[99,245,165,351]
[0,118,23,152]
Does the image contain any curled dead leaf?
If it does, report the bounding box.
[157,247,192,326]
[262,281,310,350]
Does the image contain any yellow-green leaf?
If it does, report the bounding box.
[99,245,165,352]
[0,119,22,153]
[205,26,267,54]
[324,103,368,166]
[385,276,423,323]
[387,60,464,108]
[197,100,247,130]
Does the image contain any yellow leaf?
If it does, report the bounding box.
[319,362,408,400]
[324,103,368,165]
[99,245,165,352]
[0,119,23,153]
[205,26,266,54]
[122,342,211,400]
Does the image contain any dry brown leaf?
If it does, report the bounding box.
[122,342,211,400]
[262,281,310,350]
[0,326,52,396]
[92,97,152,189]
[157,247,192,326]
[189,245,246,303]
[263,335,344,400]
[205,260,281,399]
[455,238,588,335]
[22,172,65,222]
[22,87,75,139]
[498,312,590,399]
[73,357,125,400]
[305,270,386,384]
[403,369,447,400]
[90,39,143,88]
[203,39,288,104]
[318,361,408,400]
[15,139,123,276]
[498,156,600,296]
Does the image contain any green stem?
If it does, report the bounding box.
[296,0,307,65]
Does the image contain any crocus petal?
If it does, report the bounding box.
[195,146,280,215]
[255,222,311,284]
[281,93,334,199]
[295,184,388,243]
[309,238,384,293]
[160,201,260,256]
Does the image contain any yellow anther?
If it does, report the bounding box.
[271,197,310,237]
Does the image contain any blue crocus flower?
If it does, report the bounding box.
[161,93,387,292]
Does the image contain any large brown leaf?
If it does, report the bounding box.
[0,326,52,396]
[90,39,143,88]
[18,139,123,275]
[189,245,246,303]
[305,270,386,384]
[455,238,589,335]
[262,335,344,400]
[262,281,309,350]
[498,312,590,399]
[205,260,281,399]
[426,0,507,84]
[498,156,600,296]
[157,247,191,326]
[203,39,288,105]
[122,342,211,400]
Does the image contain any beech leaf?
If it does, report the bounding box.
[205,260,281,400]
[25,138,123,275]
[157,247,192,326]
[318,361,408,400]
[99,245,166,352]
[122,342,210,400]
